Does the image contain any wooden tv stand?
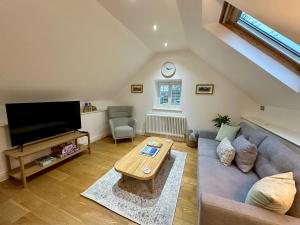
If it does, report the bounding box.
[4,131,90,188]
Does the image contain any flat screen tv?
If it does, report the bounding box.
[6,101,81,147]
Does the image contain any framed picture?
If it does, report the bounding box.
[195,84,214,95]
[131,84,143,93]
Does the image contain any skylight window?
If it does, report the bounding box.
[238,12,300,61]
[220,2,300,70]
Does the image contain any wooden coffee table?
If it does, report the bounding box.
[114,137,174,193]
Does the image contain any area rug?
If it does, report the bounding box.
[81,150,187,225]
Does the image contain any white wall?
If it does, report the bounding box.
[0,100,111,182]
[256,106,300,134]
[113,50,258,133]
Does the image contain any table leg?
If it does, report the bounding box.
[168,149,171,160]
[5,155,12,173]
[19,157,27,188]
[87,133,91,154]
[151,178,155,193]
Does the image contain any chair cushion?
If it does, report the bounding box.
[245,172,297,215]
[255,137,300,218]
[198,156,259,203]
[232,135,257,173]
[198,138,219,159]
[114,125,133,138]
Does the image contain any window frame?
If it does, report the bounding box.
[154,79,182,110]
[220,2,300,73]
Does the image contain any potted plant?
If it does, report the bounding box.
[212,114,231,128]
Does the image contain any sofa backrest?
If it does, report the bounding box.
[238,122,268,147]
[255,136,300,218]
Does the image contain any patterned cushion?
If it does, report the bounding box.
[245,172,297,215]
[232,135,257,173]
[215,124,240,142]
[217,138,236,166]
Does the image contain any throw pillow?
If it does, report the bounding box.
[217,138,235,166]
[215,124,240,142]
[232,135,257,173]
[245,172,297,214]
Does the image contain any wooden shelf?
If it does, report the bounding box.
[5,131,88,158]
[8,145,88,180]
[4,131,91,188]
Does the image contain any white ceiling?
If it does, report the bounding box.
[97,0,187,52]
[0,0,299,110]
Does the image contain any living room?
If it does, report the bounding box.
[0,0,300,225]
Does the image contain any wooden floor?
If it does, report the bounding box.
[0,135,197,225]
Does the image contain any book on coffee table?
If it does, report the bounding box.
[140,146,160,157]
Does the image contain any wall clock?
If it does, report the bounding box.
[161,62,176,78]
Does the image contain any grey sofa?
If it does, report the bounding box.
[197,122,300,225]
[107,106,137,144]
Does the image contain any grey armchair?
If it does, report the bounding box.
[107,106,137,144]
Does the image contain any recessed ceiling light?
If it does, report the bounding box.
[153,25,158,31]
[164,42,168,47]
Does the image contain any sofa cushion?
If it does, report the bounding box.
[114,125,133,138]
[216,124,240,142]
[245,172,297,215]
[198,156,259,203]
[255,137,300,218]
[232,135,257,173]
[217,138,236,166]
[198,138,219,159]
[239,122,268,147]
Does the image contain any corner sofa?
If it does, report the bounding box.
[197,122,300,225]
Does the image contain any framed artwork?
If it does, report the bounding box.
[195,84,214,95]
[131,84,143,93]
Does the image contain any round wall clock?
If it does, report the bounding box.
[161,62,176,78]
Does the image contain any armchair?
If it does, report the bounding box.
[107,106,137,144]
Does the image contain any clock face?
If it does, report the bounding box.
[161,62,176,78]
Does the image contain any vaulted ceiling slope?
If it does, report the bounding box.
[177,0,300,110]
[0,0,299,111]
[0,0,152,104]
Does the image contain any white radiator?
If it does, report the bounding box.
[145,114,187,140]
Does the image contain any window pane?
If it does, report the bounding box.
[171,84,181,105]
[239,12,300,56]
[159,85,169,105]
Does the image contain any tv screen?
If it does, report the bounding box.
[6,101,81,147]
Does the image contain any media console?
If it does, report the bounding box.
[4,131,90,188]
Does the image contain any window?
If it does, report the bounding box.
[220,2,300,72]
[155,80,182,109]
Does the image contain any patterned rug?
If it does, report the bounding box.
[81,150,187,225]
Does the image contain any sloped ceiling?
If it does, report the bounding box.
[177,0,300,110]
[0,0,299,110]
[0,0,152,104]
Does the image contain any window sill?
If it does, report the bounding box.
[152,107,183,112]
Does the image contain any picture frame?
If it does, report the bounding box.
[195,84,214,95]
[131,84,143,93]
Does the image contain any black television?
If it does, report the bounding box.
[6,101,81,147]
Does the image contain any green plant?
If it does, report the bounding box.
[212,114,231,128]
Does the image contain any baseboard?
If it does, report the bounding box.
[0,171,8,182]
[136,130,145,135]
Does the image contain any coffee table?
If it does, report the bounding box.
[114,137,174,193]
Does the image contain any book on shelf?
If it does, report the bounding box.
[140,146,160,157]
[147,141,163,148]
[34,156,56,167]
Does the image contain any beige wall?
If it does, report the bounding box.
[113,50,258,133]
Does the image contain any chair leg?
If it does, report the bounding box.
[115,139,117,144]
[131,138,134,142]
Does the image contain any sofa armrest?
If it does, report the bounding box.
[198,130,218,140]
[199,193,299,225]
